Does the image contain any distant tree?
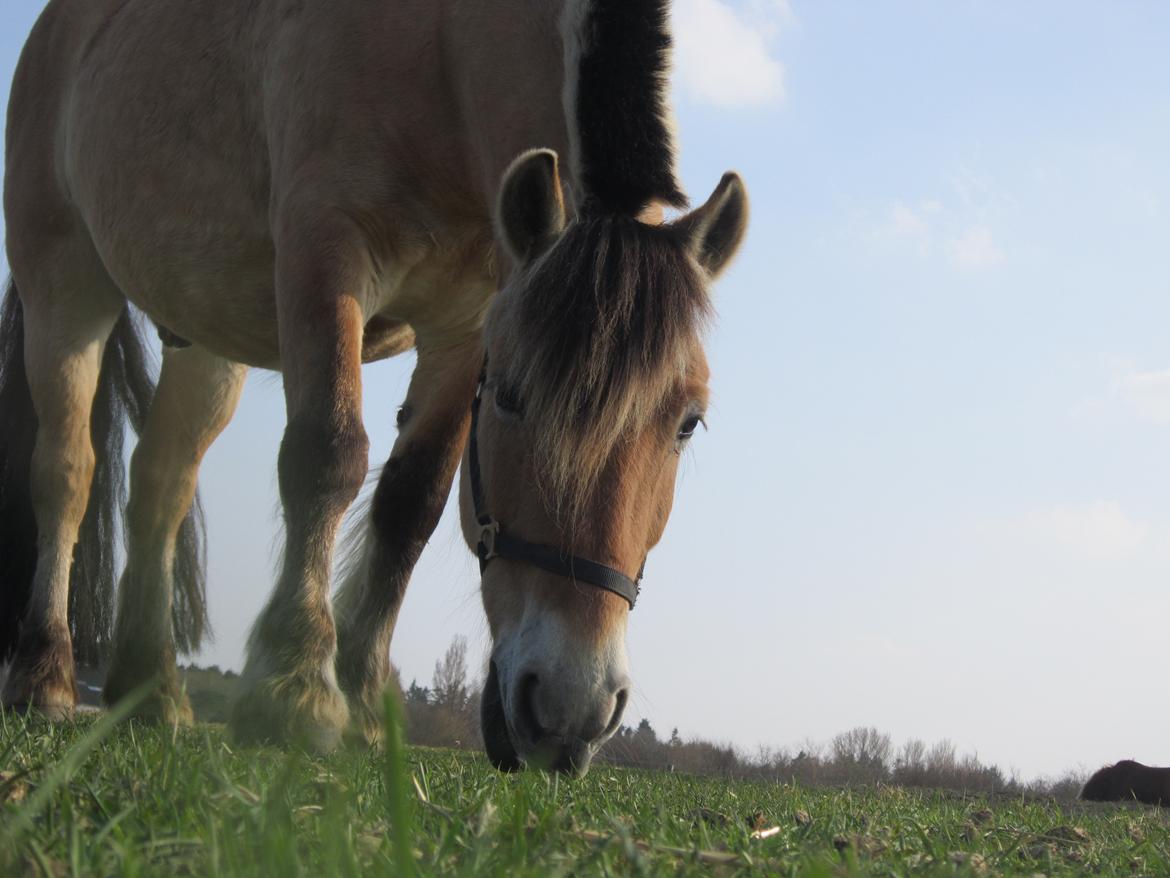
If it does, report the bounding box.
[669,727,682,748]
[431,636,470,712]
[635,718,657,744]
[892,738,929,785]
[926,739,957,774]
[406,680,431,705]
[888,737,1007,793]
[897,738,927,769]
[1030,771,1085,801]
[830,727,892,782]
[832,727,891,766]
[399,636,481,749]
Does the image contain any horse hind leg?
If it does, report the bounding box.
[103,345,246,723]
[1,277,122,718]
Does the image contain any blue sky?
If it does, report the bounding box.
[3,0,1170,779]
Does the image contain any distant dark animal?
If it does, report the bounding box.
[1081,760,1170,805]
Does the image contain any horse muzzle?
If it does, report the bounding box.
[480,635,630,777]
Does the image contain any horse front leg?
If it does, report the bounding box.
[231,219,370,752]
[334,339,480,745]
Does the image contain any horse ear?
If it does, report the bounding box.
[497,149,567,263]
[673,172,749,279]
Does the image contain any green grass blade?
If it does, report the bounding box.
[383,692,416,876]
[1,681,152,850]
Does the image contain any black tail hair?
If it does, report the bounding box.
[0,282,37,658]
[0,279,208,664]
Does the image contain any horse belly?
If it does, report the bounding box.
[59,1,282,366]
[86,213,281,368]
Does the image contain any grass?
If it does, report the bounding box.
[1,708,1168,876]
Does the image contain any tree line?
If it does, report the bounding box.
[391,637,1086,798]
[176,636,1084,798]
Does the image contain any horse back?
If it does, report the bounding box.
[6,0,568,365]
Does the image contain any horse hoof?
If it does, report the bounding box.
[103,658,195,726]
[2,630,79,721]
[145,695,194,727]
[342,695,386,749]
[1,698,76,722]
[2,676,78,722]
[104,685,194,727]
[230,670,348,753]
[338,672,397,748]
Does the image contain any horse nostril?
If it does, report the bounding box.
[603,687,629,739]
[517,672,543,739]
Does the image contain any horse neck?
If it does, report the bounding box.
[444,1,579,214]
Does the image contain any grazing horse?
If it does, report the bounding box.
[0,0,746,774]
[1081,760,1170,805]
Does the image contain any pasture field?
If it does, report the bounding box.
[1,708,1166,877]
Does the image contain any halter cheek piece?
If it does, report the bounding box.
[468,359,643,609]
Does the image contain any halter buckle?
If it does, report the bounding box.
[478,520,500,561]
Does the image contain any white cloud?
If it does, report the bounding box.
[1116,368,1170,424]
[880,199,944,241]
[949,167,994,208]
[673,0,788,108]
[869,167,1013,273]
[887,202,929,239]
[873,201,930,257]
[947,225,1004,271]
[1015,501,1149,561]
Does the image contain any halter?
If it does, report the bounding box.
[468,359,642,609]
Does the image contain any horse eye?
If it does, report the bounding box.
[677,414,704,444]
[494,382,525,417]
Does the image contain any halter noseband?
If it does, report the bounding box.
[468,359,642,609]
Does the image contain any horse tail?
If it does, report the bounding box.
[0,280,38,660]
[0,278,209,664]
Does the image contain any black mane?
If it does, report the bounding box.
[571,0,688,215]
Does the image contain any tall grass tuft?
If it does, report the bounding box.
[1,681,150,858]
[382,692,416,876]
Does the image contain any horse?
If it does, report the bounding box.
[0,0,747,776]
[1081,760,1170,805]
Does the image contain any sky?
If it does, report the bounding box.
[3,0,1170,780]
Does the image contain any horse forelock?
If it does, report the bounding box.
[503,215,708,524]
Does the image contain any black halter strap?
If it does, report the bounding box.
[469,360,642,609]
